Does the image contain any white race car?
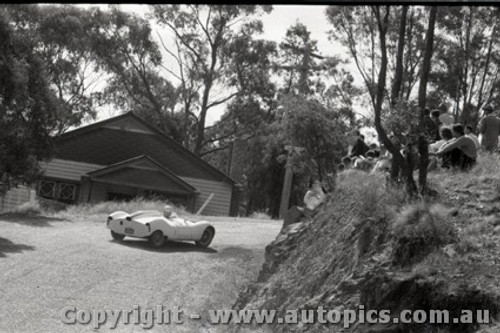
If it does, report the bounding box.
[106,209,215,248]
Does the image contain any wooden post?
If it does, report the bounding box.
[196,193,214,215]
[278,145,305,219]
[279,159,293,220]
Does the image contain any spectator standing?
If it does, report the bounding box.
[421,108,438,143]
[431,110,442,141]
[478,105,500,153]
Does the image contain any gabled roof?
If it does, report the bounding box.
[55,112,237,185]
[87,155,198,195]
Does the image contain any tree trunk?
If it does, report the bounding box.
[389,5,408,183]
[391,5,408,106]
[405,144,418,197]
[417,6,437,194]
[372,6,415,196]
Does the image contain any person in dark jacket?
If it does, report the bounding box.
[421,108,438,143]
[478,105,500,153]
[431,109,442,141]
[349,131,370,158]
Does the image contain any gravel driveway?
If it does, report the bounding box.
[0,214,281,333]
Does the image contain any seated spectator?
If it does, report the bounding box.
[464,125,480,150]
[435,124,477,171]
[369,143,381,158]
[303,180,326,218]
[365,149,377,160]
[350,131,370,157]
[430,126,453,152]
[370,157,391,174]
[353,153,376,171]
[341,156,353,169]
[379,144,390,159]
[428,126,453,171]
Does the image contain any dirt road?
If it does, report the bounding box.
[0,214,281,333]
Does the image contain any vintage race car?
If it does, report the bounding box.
[106,210,215,248]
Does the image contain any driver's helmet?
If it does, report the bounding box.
[163,205,173,218]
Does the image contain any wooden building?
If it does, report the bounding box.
[37,112,241,216]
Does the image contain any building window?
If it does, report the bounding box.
[59,183,77,202]
[38,181,56,198]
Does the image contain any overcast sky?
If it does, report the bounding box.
[83,4,347,125]
[118,5,335,54]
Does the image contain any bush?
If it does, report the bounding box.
[337,169,407,220]
[249,211,272,220]
[391,203,457,266]
[50,197,188,220]
[10,201,42,215]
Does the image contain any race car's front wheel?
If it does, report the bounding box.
[111,231,125,241]
[196,227,215,248]
[149,231,165,248]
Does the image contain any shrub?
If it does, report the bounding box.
[10,201,42,215]
[249,211,272,220]
[391,203,457,266]
[337,169,407,220]
[455,236,482,255]
[50,197,188,220]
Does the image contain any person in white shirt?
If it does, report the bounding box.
[163,205,185,226]
[435,124,477,170]
[303,180,326,211]
[428,126,453,171]
[464,125,480,150]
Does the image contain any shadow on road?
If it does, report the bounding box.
[0,214,69,227]
[110,239,218,253]
[0,237,35,258]
[216,246,255,261]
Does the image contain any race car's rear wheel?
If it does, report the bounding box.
[149,231,165,248]
[111,231,125,241]
[196,227,215,248]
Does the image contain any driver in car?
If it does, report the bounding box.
[163,205,186,226]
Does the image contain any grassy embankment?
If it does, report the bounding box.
[234,152,500,333]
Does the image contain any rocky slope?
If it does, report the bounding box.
[234,166,500,333]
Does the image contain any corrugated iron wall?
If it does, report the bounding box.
[181,177,232,216]
[0,186,35,213]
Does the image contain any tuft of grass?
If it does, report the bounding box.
[337,169,408,220]
[455,236,482,254]
[249,211,272,220]
[49,197,188,220]
[9,201,42,216]
[391,203,457,266]
[463,217,493,236]
[411,250,465,276]
[392,203,457,241]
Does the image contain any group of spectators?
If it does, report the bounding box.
[338,105,500,175]
[337,131,392,174]
[285,105,500,226]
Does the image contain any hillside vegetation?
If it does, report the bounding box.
[235,153,500,333]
